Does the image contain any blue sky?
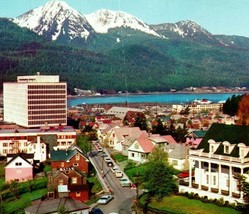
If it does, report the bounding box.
[1,0,249,37]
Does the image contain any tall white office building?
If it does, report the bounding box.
[3,73,67,128]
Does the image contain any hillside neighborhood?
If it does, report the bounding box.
[0,73,248,213]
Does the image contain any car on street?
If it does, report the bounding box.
[104,157,111,162]
[111,165,119,173]
[119,177,131,187]
[101,152,108,158]
[97,195,114,204]
[115,170,123,178]
[90,208,103,214]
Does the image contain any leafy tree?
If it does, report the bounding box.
[133,116,148,131]
[151,118,165,135]
[237,94,249,125]
[76,135,92,155]
[142,147,178,201]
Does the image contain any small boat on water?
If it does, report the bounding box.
[193,99,212,104]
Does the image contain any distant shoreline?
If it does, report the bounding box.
[67,90,247,99]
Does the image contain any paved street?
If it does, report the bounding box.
[90,148,137,213]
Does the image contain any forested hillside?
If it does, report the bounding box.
[1,18,249,93]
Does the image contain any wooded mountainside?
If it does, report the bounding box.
[1,18,249,94]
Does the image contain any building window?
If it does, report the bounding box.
[15,162,22,166]
[172,160,178,166]
[224,145,229,154]
[211,146,214,153]
[58,179,63,185]
[61,162,64,167]
[75,154,80,161]
[76,192,81,197]
[213,176,216,185]
[206,175,209,184]
[16,170,22,174]
[131,153,134,157]
[72,177,77,184]
[73,163,79,167]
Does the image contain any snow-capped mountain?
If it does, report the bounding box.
[14,0,94,41]
[151,20,225,45]
[14,0,161,43]
[85,9,160,37]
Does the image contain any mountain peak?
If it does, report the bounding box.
[86,9,160,37]
[14,0,93,41]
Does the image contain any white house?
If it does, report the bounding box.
[108,127,143,151]
[179,123,249,204]
[128,133,155,163]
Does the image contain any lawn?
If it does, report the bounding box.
[140,195,240,214]
[4,188,48,213]
[112,153,128,162]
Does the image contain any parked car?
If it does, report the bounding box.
[106,160,114,167]
[104,157,111,162]
[101,152,108,158]
[115,170,123,178]
[111,165,119,173]
[90,208,103,214]
[97,195,114,204]
[119,177,131,187]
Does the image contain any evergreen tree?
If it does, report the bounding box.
[142,147,177,201]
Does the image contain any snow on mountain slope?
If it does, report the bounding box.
[85,9,161,37]
[14,0,94,41]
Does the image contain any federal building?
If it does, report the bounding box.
[3,72,67,128]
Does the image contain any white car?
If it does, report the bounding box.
[119,177,131,187]
[97,195,114,204]
[115,170,123,178]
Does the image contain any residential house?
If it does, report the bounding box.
[24,197,89,214]
[128,133,177,163]
[179,123,249,204]
[128,133,155,163]
[185,130,207,149]
[108,127,143,152]
[50,148,89,173]
[47,167,89,202]
[5,154,33,183]
[165,143,187,171]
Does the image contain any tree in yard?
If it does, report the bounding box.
[133,116,148,131]
[237,94,249,125]
[141,147,178,201]
[76,135,92,156]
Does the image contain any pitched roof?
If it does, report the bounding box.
[5,154,32,167]
[41,134,57,151]
[197,123,249,156]
[113,127,142,141]
[193,130,207,138]
[136,134,155,153]
[166,143,186,159]
[50,149,86,162]
[24,197,89,213]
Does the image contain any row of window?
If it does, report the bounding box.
[28,90,66,94]
[28,95,66,99]
[28,105,66,109]
[28,120,66,125]
[29,110,66,115]
[28,115,66,120]
[28,85,66,89]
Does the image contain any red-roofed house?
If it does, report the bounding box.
[128,133,155,163]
